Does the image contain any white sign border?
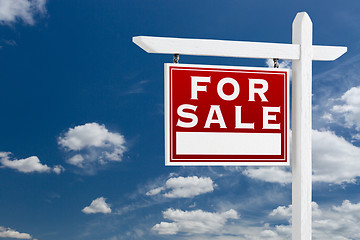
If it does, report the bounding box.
[165,63,290,166]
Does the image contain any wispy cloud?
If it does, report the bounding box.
[0,0,47,25]
[312,54,360,130]
[2,39,17,46]
[0,152,64,174]
[58,122,127,174]
[124,80,149,95]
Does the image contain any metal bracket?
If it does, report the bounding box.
[273,58,279,68]
[173,54,179,63]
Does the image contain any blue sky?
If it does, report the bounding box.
[1,0,360,239]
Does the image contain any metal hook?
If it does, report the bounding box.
[273,58,279,68]
[173,54,179,64]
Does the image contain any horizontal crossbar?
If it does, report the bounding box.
[133,36,347,61]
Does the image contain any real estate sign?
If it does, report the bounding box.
[165,63,290,166]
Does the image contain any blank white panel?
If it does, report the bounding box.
[176,132,281,155]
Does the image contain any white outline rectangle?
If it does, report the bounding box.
[176,132,281,155]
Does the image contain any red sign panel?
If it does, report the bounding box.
[165,64,290,166]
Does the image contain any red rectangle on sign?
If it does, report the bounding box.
[165,63,290,166]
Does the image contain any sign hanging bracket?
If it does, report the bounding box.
[173,54,179,63]
[273,58,279,68]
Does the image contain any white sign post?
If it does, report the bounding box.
[133,12,346,240]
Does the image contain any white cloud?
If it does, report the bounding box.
[152,208,239,235]
[267,200,360,240]
[243,130,360,185]
[67,154,84,167]
[311,55,360,131]
[0,0,47,25]
[53,165,65,175]
[312,130,360,184]
[58,123,125,151]
[152,222,179,235]
[332,86,360,130]
[0,226,32,239]
[269,205,292,219]
[171,200,360,239]
[0,152,64,174]
[58,123,127,173]
[146,176,215,198]
[352,133,360,140]
[260,229,278,238]
[270,202,321,220]
[321,112,334,123]
[82,197,112,214]
[243,167,292,185]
